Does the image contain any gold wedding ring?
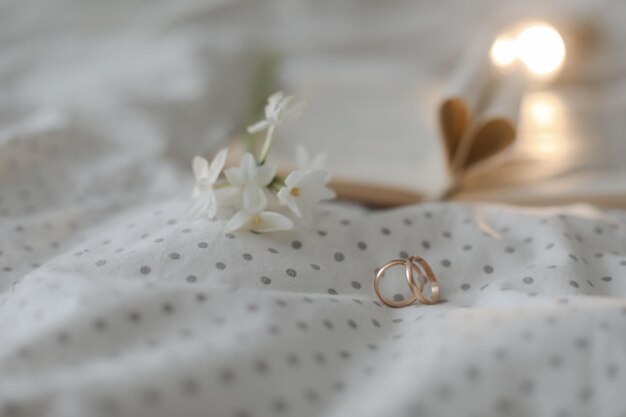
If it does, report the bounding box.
[374,256,440,308]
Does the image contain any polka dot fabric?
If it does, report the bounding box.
[2,178,626,417]
[3,1,626,416]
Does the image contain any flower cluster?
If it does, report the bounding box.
[189,92,335,233]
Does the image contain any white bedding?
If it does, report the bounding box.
[2,1,626,416]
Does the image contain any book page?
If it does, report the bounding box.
[268,60,451,202]
[455,86,626,205]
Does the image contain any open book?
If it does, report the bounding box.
[228,53,626,208]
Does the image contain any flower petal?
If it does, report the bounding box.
[187,194,211,219]
[192,156,209,182]
[224,211,251,233]
[207,148,228,184]
[215,187,240,208]
[277,187,301,218]
[255,163,277,187]
[224,167,243,187]
[247,120,269,134]
[206,192,218,220]
[253,211,294,233]
[240,153,257,182]
[282,99,304,123]
[243,184,267,213]
[266,91,285,115]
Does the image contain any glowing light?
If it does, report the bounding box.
[515,23,566,76]
[527,94,562,127]
[490,35,517,67]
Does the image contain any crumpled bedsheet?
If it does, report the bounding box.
[2,1,626,416]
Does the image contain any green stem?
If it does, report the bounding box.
[268,176,285,191]
[258,124,275,165]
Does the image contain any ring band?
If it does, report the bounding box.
[374,256,440,307]
[374,258,426,308]
[406,256,440,305]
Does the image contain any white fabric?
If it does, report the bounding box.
[2,1,626,417]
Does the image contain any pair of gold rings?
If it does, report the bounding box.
[374,256,440,308]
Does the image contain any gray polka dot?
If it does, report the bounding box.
[95,259,107,267]
[422,241,430,249]
[215,262,226,270]
[340,219,350,225]
[393,294,404,302]
[483,265,494,274]
[242,253,252,261]
[495,398,514,413]
[271,398,288,414]
[465,366,481,381]
[94,319,107,331]
[602,276,612,282]
[169,252,180,260]
[579,386,593,402]
[372,319,381,328]
[523,276,534,284]
[128,311,142,322]
[347,319,357,329]
[291,240,302,249]
[436,384,453,400]
[219,368,236,384]
[311,264,320,271]
[575,337,589,350]
[351,281,361,290]
[334,252,345,262]
[254,359,269,374]
[328,288,338,295]
[381,227,391,235]
[357,241,367,250]
[441,259,451,267]
[268,248,278,254]
[569,281,580,288]
[181,378,200,396]
[461,283,471,291]
[520,380,534,395]
[462,244,472,251]
[141,388,162,405]
[569,254,578,261]
[286,268,296,277]
[606,363,619,378]
[140,265,151,275]
[260,276,271,285]
[225,233,235,239]
[505,246,515,254]
[550,355,562,368]
[287,353,300,366]
[186,275,197,283]
[317,230,327,236]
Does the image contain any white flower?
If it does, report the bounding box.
[225,177,293,233]
[278,170,336,227]
[296,145,328,172]
[188,148,227,219]
[247,91,304,134]
[225,207,293,233]
[223,153,276,210]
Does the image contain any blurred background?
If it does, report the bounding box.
[2,0,626,203]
